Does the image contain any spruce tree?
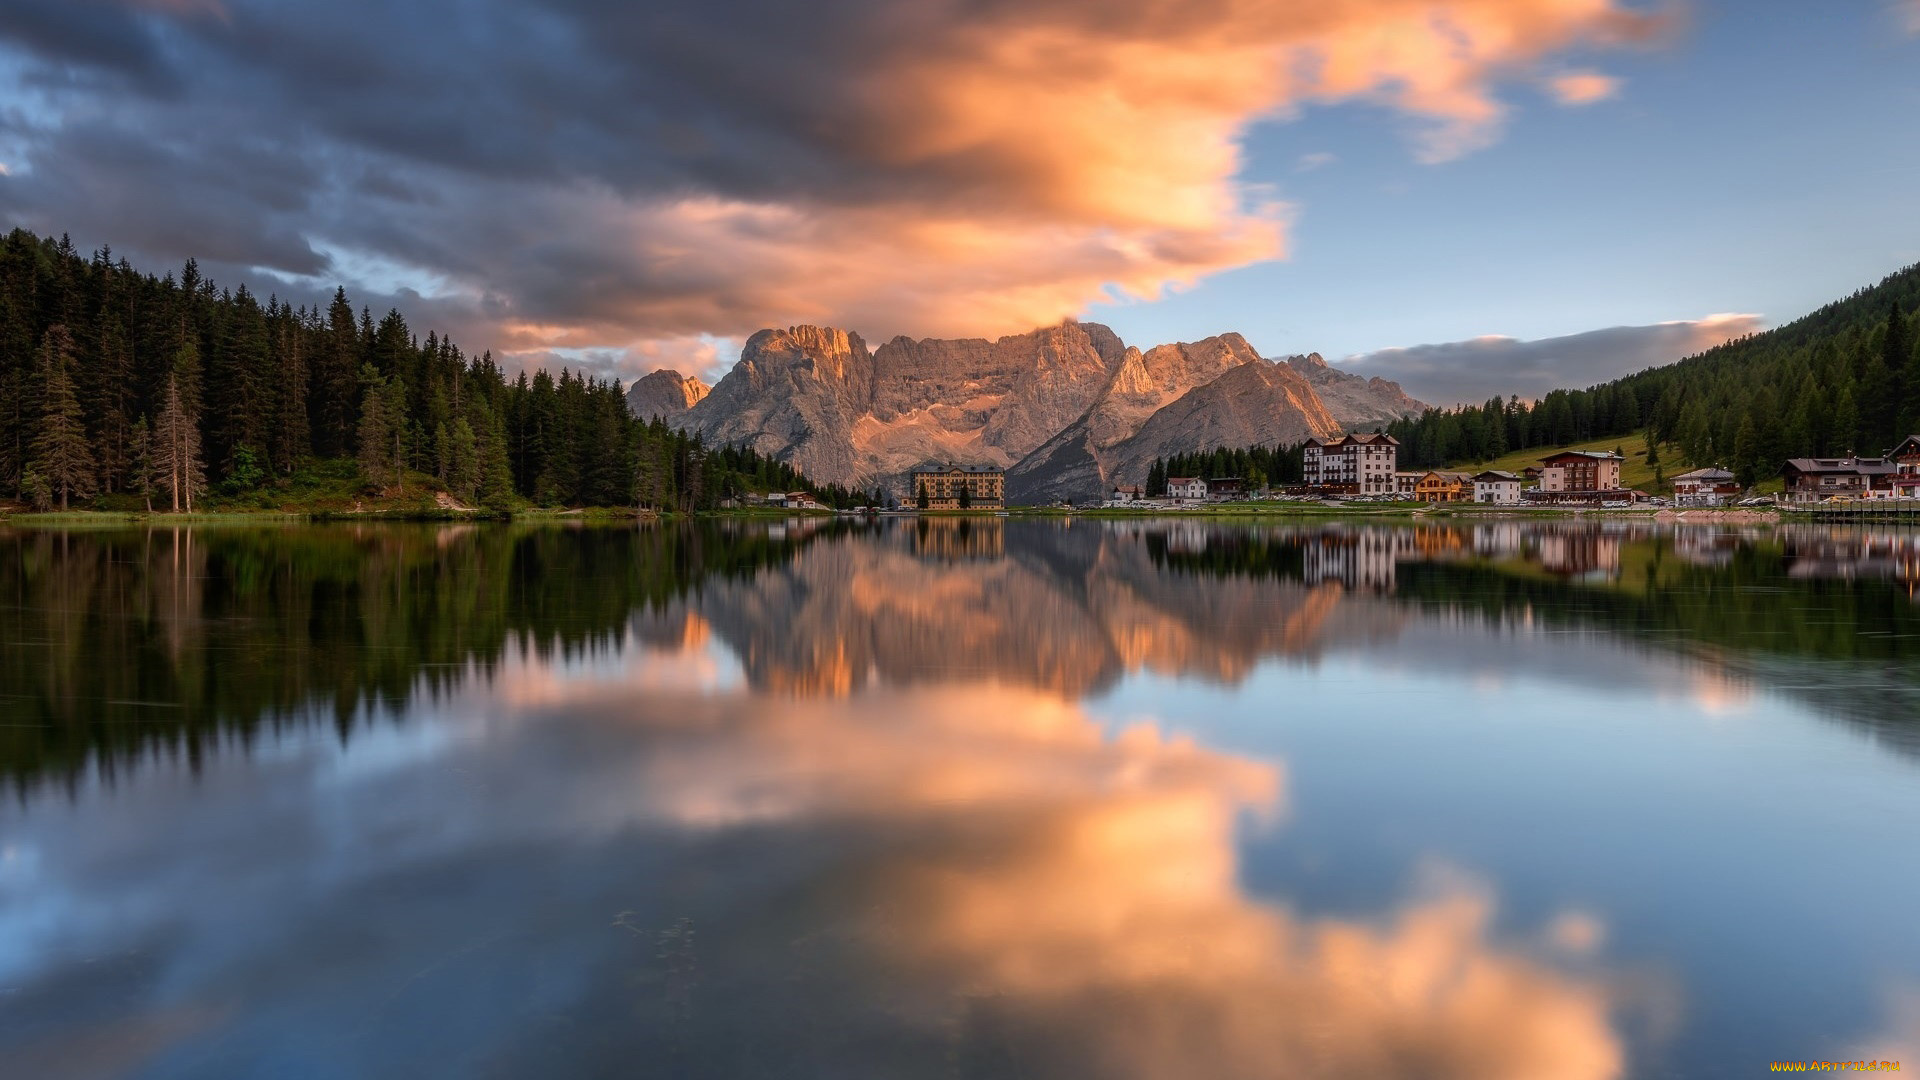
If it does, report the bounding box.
[1833,386,1860,455]
[448,417,478,502]
[153,373,205,512]
[129,415,155,512]
[1732,413,1760,488]
[29,326,95,509]
[356,365,395,491]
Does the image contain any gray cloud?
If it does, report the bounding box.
[1342,315,1766,408]
[0,0,1665,372]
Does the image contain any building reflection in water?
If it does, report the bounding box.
[8,519,1920,1076]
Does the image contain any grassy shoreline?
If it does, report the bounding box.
[0,501,1766,525]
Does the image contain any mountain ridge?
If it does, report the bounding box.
[640,321,1426,501]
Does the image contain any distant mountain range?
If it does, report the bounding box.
[626,321,1425,501]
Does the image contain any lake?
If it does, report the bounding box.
[1,518,1917,1078]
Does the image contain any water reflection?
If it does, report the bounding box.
[5,518,1920,792]
[4,519,1920,1076]
[0,627,1623,1079]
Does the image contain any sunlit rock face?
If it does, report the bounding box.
[680,321,1126,490]
[1007,333,1274,503]
[681,325,881,485]
[1077,358,1343,498]
[625,369,711,422]
[1286,352,1426,431]
[676,321,1423,498]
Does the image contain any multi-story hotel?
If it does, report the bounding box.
[1303,432,1399,495]
[910,465,1005,509]
[1538,450,1624,493]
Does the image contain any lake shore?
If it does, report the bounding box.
[0,502,1795,525]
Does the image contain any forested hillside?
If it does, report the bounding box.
[1142,444,1306,496]
[0,230,858,512]
[1388,262,1920,483]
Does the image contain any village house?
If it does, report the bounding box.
[1780,456,1895,502]
[1303,432,1400,495]
[1889,436,1920,498]
[1414,471,1471,503]
[1108,485,1144,506]
[1671,467,1742,506]
[1394,472,1421,497]
[767,491,826,510]
[1166,476,1209,501]
[910,465,1006,509]
[1470,470,1523,505]
[1207,477,1246,501]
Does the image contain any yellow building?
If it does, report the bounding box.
[911,465,1006,509]
[1414,471,1470,503]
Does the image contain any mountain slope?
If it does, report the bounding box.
[680,321,1130,489]
[1386,261,1920,475]
[626,369,710,421]
[1094,360,1342,493]
[1003,333,1269,503]
[1287,352,1424,431]
[679,320,1423,500]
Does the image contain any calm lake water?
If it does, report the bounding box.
[2,518,1918,1079]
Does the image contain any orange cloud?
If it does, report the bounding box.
[9,0,1671,357]
[1551,72,1624,104]
[439,0,1669,348]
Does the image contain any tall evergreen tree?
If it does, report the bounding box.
[128,415,155,512]
[28,326,96,510]
[153,373,205,512]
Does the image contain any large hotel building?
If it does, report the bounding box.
[910,465,1006,509]
[1303,432,1400,495]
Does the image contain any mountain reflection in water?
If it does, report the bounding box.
[11,517,1917,789]
[1,519,1918,1078]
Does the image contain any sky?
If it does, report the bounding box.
[0,0,1916,406]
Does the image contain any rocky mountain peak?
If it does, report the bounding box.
[626,368,711,421]
[677,319,1426,501]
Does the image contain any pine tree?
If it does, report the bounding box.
[1883,301,1909,421]
[448,417,478,502]
[477,408,515,510]
[318,289,360,457]
[357,364,395,492]
[129,415,155,512]
[1732,413,1760,488]
[270,299,310,475]
[153,373,205,512]
[89,298,135,492]
[1833,385,1860,455]
[28,326,95,509]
